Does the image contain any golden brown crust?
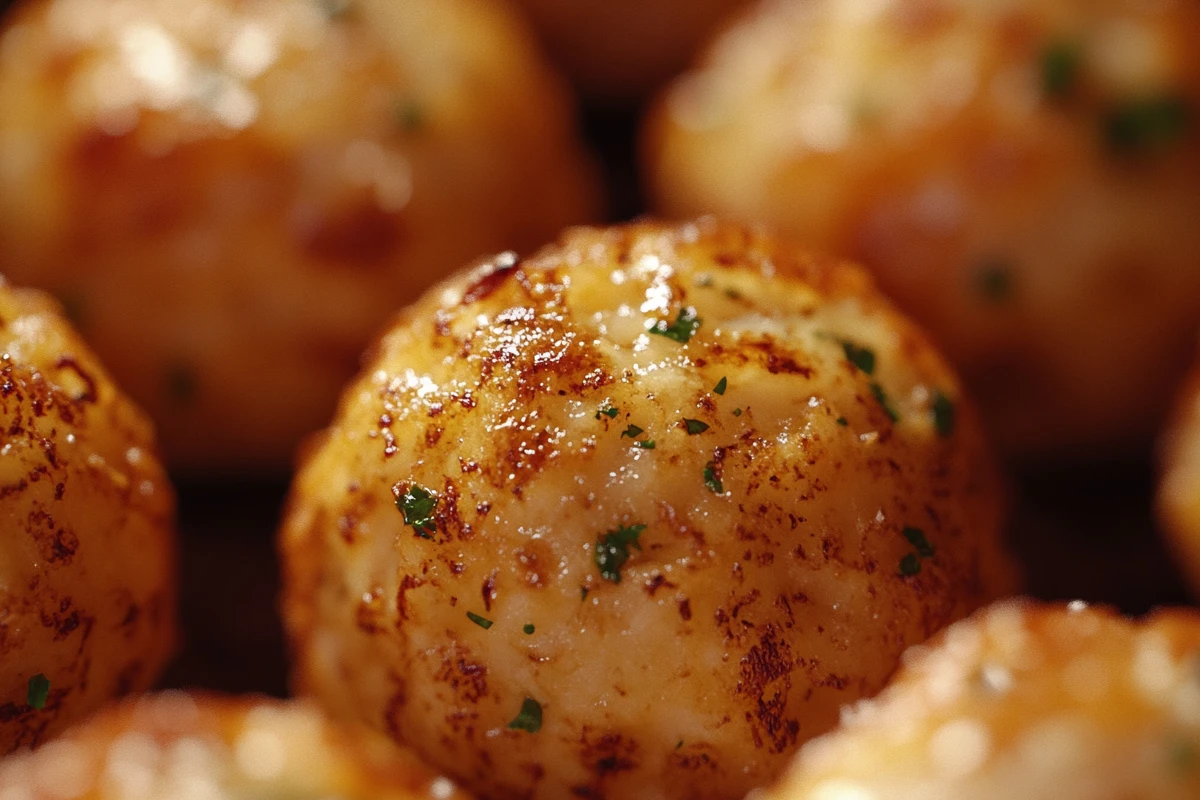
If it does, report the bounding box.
[1160,351,1200,596]
[646,0,1200,460]
[761,601,1200,800]
[0,0,599,472]
[280,218,1013,800]
[0,278,176,753]
[0,692,475,799]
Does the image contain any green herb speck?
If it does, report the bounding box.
[841,341,876,375]
[395,99,424,132]
[26,674,49,710]
[703,462,723,494]
[713,377,728,395]
[621,425,644,439]
[836,417,849,427]
[903,526,936,558]
[899,553,922,577]
[636,440,656,449]
[1041,40,1082,99]
[581,587,589,601]
[595,406,620,420]
[508,697,543,733]
[467,611,493,629]
[932,391,956,437]
[523,623,535,635]
[316,0,353,19]
[695,274,714,288]
[396,484,438,538]
[649,307,702,344]
[683,418,710,435]
[595,524,647,583]
[1105,94,1192,154]
[1168,738,1199,773]
[732,408,743,417]
[870,383,900,422]
[977,262,1014,304]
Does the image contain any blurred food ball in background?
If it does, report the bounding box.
[0,692,476,799]
[0,277,176,754]
[1160,349,1200,597]
[754,601,1200,800]
[511,0,752,105]
[646,0,1200,462]
[0,0,600,474]
[280,218,1014,800]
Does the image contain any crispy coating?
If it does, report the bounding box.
[511,0,750,103]
[1160,353,1200,596]
[0,0,599,473]
[646,0,1200,460]
[280,219,1014,800]
[0,692,475,799]
[0,278,175,753]
[758,601,1200,800]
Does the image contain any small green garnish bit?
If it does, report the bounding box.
[676,740,684,750]
[899,554,922,577]
[396,484,438,538]
[581,587,589,601]
[703,462,723,494]
[1105,94,1192,154]
[1041,40,1082,99]
[27,674,49,710]
[523,623,536,635]
[621,425,644,439]
[870,383,900,422]
[683,418,710,435]
[595,406,619,420]
[978,262,1014,304]
[466,612,493,630]
[1167,738,1199,773]
[841,341,877,375]
[732,408,743,417]
[649,307,702,344]
[713,377,728,395]
[316,0,353,19]
[507,697,543,733]
[695,274,715,288]
[595,524,647,583]
[394,99,424,132]
[903,527,936,558]
[636,440,656,449]
[836,417,849,427]
[932,391,956,438]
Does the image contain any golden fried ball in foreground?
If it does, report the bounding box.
[0,692,475,799]
[0,0,599,473]
[511,0,750,104]
[0,278,175,753]
[757,601,1200,800]
[280,219,1014,800]
[646,0,1200,461]
[1160,354,1200,596]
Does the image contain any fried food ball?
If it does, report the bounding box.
[280,218,1014,800]
[0,692,475,799]
[511,0,750,104]
[645,0,1200,461]
[0,0,599,473]
[757,600,1200,800]
[0,278,175,753]
[1159,352,1200,595]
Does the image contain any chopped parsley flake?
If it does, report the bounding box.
[899,553,921,577]
[507,697,543,733]
[1105,94,1192,154]
[703,462,723,494]
[595,406,619,420]
[523,623,535,635]
[841,341,876,375]
[27,674,49,710]
[932,391,956,437]
[395,99,424,132]
[621,425,644,439]
[978,262,1014,303]
[1041,40,1081,99]
[903,527,936,558]
[732,408,743,417]
[466,611,493,630]
[594,524,647,583]
[396,484,438,538]
[636,440,656,449]
[836,417,849,427]
[695,274,714,288]
[870,383,900,422]
[649,307,702,344]
[683,418,710,435]
[713,377,728,395]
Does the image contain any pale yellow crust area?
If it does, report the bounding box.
[1160,355,1200,597]
[511,0,751,103]
[759,601,1200,800]
[0,278,175,753]
[646,0,1200,460]
[280,219,1014,800]
[0,0,599,472]
[0,692,476,799]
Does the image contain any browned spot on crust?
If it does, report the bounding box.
[737,624,799,753]
[462,260,521,306]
